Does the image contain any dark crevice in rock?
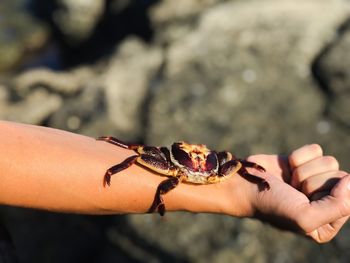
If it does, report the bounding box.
[0,82,22,104]
[29,0,160,69]
[311,18,350,116]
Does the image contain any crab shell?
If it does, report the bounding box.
[170,142,224,183]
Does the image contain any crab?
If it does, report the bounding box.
[97,136,269,216]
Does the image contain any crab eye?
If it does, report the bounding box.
[171,143,193,168]
[205,152,218,171]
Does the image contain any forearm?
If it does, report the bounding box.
[0,121,245,215]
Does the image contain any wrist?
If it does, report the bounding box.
[165,174,256,218]
[160,182,227,214]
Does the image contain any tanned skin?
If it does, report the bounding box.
[0,120,349,243]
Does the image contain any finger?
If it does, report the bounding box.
[289,144,323,169]
[301,171,347,198]
[307,216,349,243]
[291,156,339,189]
[296,174,350,235]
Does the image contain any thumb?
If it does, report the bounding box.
[298,174,350,233]
[331,174,350,200]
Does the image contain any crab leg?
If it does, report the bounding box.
[148,176,182,216]
[220,159,241,174]
[97,136,140,150]
[159,147,172,162]
[104,153,175,187]
[239,166,270,190]
[239,160,266,172]
[103,155,139,186]
[217,151,237,166]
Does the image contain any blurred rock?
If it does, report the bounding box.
[14,67,95,95]
[150,0,226,44]
[48,85,104,134]
[311,19,350,171]
[101,37,163,141]
[0,0,49,72]
[313,19,350,127]
[53,0,105,43]
[151,0,223,23]
[147,0,349,157]
[127,213,338,263]
[0,208,133,263]
[2,37,164,140]
[0,87,62,124]
[0,66,99,127]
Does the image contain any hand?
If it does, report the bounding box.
[246,144,350,243]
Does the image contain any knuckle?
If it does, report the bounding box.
[289,144,323,168]
[323,156,339,170]
[309,144,323,156]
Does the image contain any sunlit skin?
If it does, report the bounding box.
[0,121,349,243]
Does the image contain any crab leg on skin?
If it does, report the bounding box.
[103,155,138,187]
[97,136,141,150]
[103,153,175,187]
[217,151,234,165]
[219,159,242,177]
[98,137,178,187]
[148,176,184,216]
[239,166,270,190]
[239,160,266,172]
[217,151,269,188]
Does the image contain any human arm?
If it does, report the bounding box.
[0,120,349,243]
[0,120,237,215]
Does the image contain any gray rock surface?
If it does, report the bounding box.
[126,213,338,263]
[0,1,49,71]
[14,67,95,95]
[311,18,350,175]
[53,0,105,43]
[0,86,62,124]
[313,19,350,127]
[102,37,163,140]
[147,0,348,156]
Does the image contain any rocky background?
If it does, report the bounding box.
[0,0,350,262]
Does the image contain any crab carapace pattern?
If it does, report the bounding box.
[97,136,269,216]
